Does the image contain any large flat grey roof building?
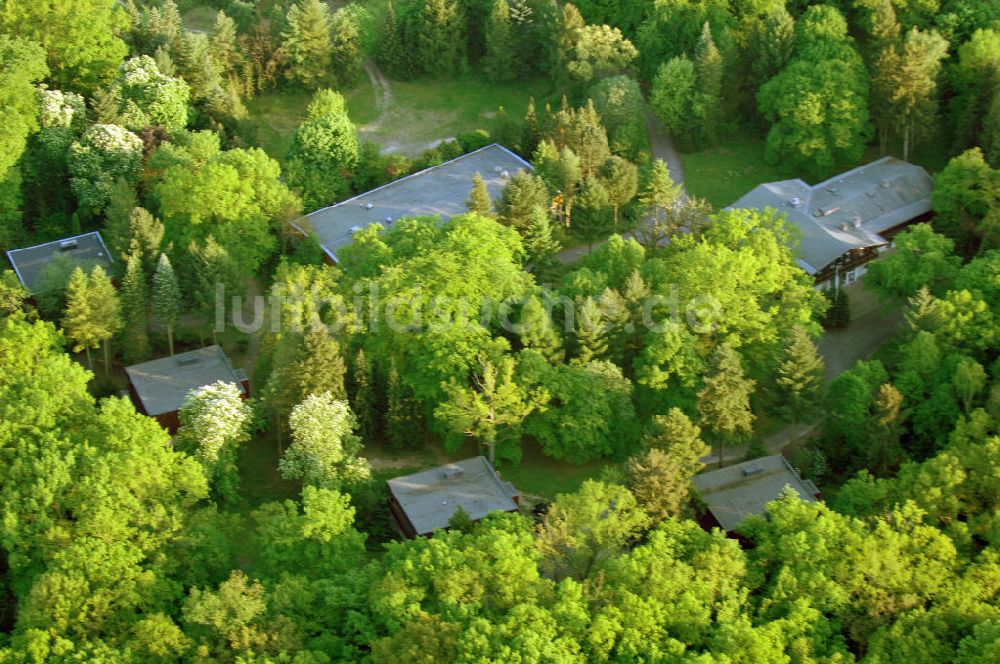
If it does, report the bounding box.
[729,157,932,285]
[692,454,820,532]
[387,456,520,537]
[125,345,249,431]
[5,231,114,294]
[294,144,532,261]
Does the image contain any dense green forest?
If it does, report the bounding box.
[4,0,1000,661]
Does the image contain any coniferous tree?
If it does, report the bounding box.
[378,1,407,78]
[748,6,794,95]
[152,253,181,355]
[331,8,364,87]
[627,408,709,524]
[519,294,564,363]
[572,177,612,250]
[418,0,465,76]
[282,0,333,89]
[523,207,562,276]
[102,179,138,268]
[698,343,755,467]
[89,266,121,374]
[352,348,378,442]
[694,22,723,144]
[522,97,540,156]
[120,253,150,364]
[573,296,608,363]
[209,11,241,80]
[466,172,493,215]
[600,156,638,231]
[189,238,231,343]
[129,207,165,277]
[62,267,97,370]
[173,32,221,100]
[497,171,550,230]
[296,325,347,402]
[386,358,421,449]
[775,325,825,423]
[484,0,515,82]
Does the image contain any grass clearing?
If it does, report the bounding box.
[345,75,552,155]
[239,88,314,159]
[182,5,217,32]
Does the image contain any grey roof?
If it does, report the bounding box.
[729,157,933,275]
[293,144,532,261]
[692,454,819,532]
[125,345,247,417]
[5,231,114,294]
[387,456,519,536]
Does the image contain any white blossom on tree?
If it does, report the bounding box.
[279,392,371,489]
[68,123,143,212]
[178,381,252,464]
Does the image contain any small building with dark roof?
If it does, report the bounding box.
[125,345,250,432]
[729,157,933,288]
[386,456,520,538]
[692,454,820,533]
[5,231,114,294]
[293,144,532,262]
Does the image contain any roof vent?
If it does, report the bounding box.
[364,202,374,210]
[383,216,392,223]
[350,225,361,233]
[742,464,764,478]
[443,466,464,482]
[880,179,891,188]
[59,239,79,251]
[852,216,863,228]
[841,223,851,232]
[866,191,877,198]
[493,166,503,173]
[826,187,839,194]
[788,197,801,207]
[177,356,200,367]
[501,170,510,179]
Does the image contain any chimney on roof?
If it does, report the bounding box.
[442,466,464,481]
[59,239,79,251]
[742,464,764,478]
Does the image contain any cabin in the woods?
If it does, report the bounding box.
[293,143,532,263]
[692,454,821,533]
[125,345,250,433]
[729,157,933,288]
[387,456,520,538]
[5,231,114,294]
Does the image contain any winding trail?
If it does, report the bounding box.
[555,113,687,264]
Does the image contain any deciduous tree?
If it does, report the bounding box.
[280,392,371,489]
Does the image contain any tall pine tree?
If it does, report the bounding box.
[152,253,181,355]
[484,0,515,82]
[698,343,755,467]
[120,253,150,365]
[466,172,493,215]
[774,325,825,423]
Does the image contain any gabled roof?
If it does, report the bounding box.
[293,144,532,261]
[692,454,819,532]
[387,456,519,536]
[729,157,933,275]
[5,231,114,294]
[125,345,247,417]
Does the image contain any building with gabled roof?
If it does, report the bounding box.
[387,456,520,538]
[293,144,532,262]
[729,157,933,287]
[125,345,250,432]
[5,231,114,294]
[692,454,820,533]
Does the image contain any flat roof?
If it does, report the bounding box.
[5,231,114,294]
[692,454,819,532]
[124,345,247,417]
[729,157,932,275]
[387,456,519,536]
[294,144,532,261]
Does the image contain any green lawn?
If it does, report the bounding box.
[681,138,801,209]
[344,75,552,156]
[239,75,551,161]
[239,88,314,159]
[182,5,217,32]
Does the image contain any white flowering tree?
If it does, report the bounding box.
[178,380,252,501]
[279,392,371,490]
[112,56,190,132]
[68,123,143,212]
